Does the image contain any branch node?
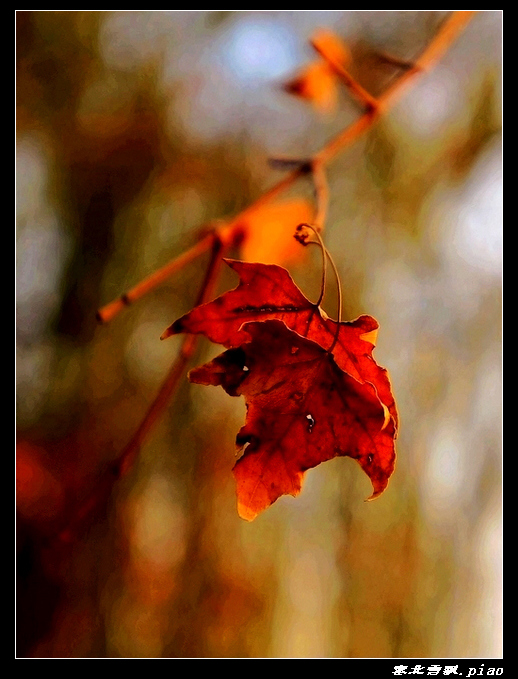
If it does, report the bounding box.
[268,157,313,173]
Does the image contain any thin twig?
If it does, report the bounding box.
[96,233,215,324]
[310,37,379,112]
[311,161,330,232]
[59,235,226,543]
[316,11,477,166]
[216,13,477,239]
[114,233,226,479]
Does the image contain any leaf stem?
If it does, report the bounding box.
[296,223,327,308]
[327,249,343,353]
[294,221,343,353]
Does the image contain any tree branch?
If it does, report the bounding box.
[96,12,475,322]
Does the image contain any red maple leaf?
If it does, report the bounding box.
[164,260,398,520]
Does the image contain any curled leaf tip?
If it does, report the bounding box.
[160,319,183,340]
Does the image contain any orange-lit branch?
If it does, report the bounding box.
[310,36,379,112]
[226,12,476,213]
[96,233,215,324]
[60,235,226,544]
[96,12,474,324]
[115,234,226,479]
[97,166,313,324]
[311,162,330,231]
[316,11,477,165]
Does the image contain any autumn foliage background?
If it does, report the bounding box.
[16,11,502,658]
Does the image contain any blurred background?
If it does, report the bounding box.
[16,11,502,658]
